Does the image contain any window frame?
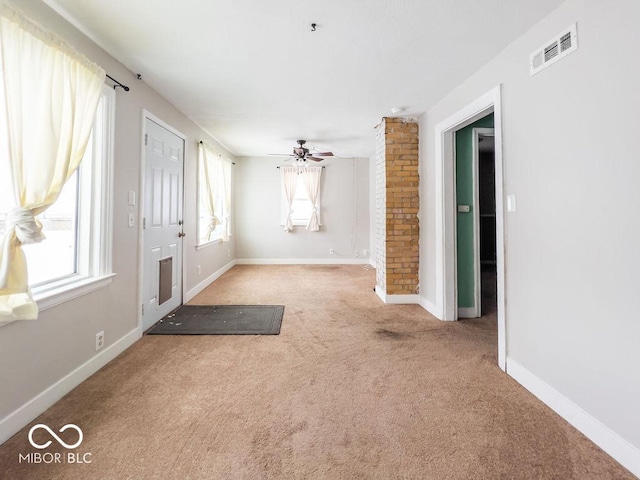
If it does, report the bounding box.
[196,145,232,248]
[29,84,116,312]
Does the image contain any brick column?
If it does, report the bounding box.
[375,117,419,296]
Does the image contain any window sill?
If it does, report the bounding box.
[281,222,310,227]
[280,222,321,227]
[34,273,116,312]
[0,274,116,328]
[196,238,222,250]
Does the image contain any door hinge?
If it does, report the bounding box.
[142,304,145,315]
[143,218,146,229]
[144,133,148,146]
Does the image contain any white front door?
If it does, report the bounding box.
[142,118,184,331]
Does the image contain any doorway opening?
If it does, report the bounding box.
[434,85,506,371]
[454,117,494,319]
[477,132,497,319]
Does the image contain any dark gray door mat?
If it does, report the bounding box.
[146,305,284,335]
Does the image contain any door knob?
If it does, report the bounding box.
[178,232,186,238]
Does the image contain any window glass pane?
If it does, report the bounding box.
[198,159,219,244]
[22,171,79,285]
[0,101,80,287]
[198,154,226,244]
[197,159,208,243]
[291,175,311,223]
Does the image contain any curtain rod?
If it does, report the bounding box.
[105,74,129,91]
[277,165,325,169]
[199,141,235,164]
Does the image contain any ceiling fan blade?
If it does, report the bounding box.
[314,151,334,157]
[307,156,324,162]
[268,153,295,157]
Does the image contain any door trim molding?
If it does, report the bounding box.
[434,85,507,371]
[137,110,188,335]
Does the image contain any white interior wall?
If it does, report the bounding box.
[0,0,235,441]
[235,156,370,263]
[419,0,640,472]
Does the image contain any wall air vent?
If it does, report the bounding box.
[530,23,578,76]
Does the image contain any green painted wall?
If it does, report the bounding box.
[455,113,494,309]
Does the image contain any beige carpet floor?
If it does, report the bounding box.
[0,265,633,479]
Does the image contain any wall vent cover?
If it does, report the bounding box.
[530,23,578,76]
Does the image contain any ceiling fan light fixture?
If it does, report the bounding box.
[272,139,334,163]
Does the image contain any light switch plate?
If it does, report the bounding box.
[128,191,136,206]
[457,205,470,213]
[507,195,517,213]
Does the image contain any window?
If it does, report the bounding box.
[22,171,79,286]
[197,142,232,246]
[287,174,314,226]
[0,84,115,310]
[280,166,322,229]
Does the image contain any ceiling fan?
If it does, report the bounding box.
[270,140,334,162]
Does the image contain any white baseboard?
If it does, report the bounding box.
[374,286,420,304]
[507,359,640,478]
[235,258,370,265]
[185,259,236,303]
[419,296,443,319]
[385,294,420,304]
[374,285,386,302]
[0,327,140,446]
[458,307,479,318]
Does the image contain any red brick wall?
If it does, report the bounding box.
[375,118,419,295]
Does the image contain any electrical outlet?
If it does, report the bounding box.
[329,248,334,255]
[128,213,135,228]
[363,249,369,256]
[197,265,201,276]
[355,251,359,256]
[95,331,104,351]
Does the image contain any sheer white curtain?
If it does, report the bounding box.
[280,166,298,232]
[301,166,322,231]
[220,158,232,242]
[198,143,221,241]
[0,6,105,321]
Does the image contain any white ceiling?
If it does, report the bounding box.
[45,0,564,158]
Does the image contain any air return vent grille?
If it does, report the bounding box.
[544,42,559,62]
[530,23,578,76]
